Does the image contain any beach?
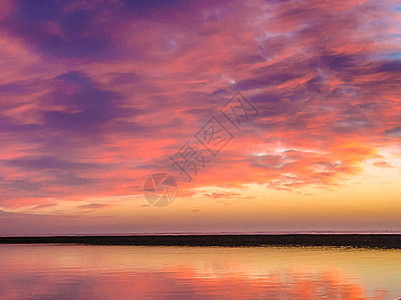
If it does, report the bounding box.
[1,234,401,248]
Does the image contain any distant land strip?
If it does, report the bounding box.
[1,234,401,249]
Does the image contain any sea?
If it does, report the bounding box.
[0,234,400,299]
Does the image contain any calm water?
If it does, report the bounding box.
[0,245,400,299]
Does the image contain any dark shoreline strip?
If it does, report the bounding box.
[1,234,401,249]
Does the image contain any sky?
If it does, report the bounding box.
[0,0,400,235]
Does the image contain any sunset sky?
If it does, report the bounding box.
[0,0,400,235]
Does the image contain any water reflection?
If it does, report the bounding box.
[0,245,400,299]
